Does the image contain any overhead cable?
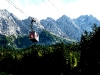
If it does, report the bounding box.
[5,0,29,17]
[48,0,60,13]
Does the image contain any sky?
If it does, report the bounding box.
[0,0,100,21]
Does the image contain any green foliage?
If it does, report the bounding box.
[0,27,81,75]
[0,72,12,75]
[0,30,75,49]
[2,23,100,75]
[14,35,32,48]
[0,35,8,46]
[0,42,80,75]
[39,30,62,44]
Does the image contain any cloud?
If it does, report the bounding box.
[22,0,64,20]
[63,0,100,20]
[0,0,100,21]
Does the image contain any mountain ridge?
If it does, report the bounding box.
[0,9,100,48]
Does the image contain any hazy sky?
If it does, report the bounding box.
[0,0,100,21]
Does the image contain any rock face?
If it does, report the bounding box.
[73,15,100,32]
[0,9,21,36]
[40,15,82,41]
[40,15,100,41]
[0,9,44,37]
[1,9,100,42]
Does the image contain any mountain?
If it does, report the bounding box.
[0,9,28,36]
[40,15,100,41]
[73,15,100,32]
[0,9,44,37]
[40,15,82,41]
[0,9,75,48]
[40,17,68,38]
[22,17,44,34]
[56,15,82,41]
[1,9,100,48]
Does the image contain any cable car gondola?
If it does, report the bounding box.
[29,31,39,42]
[29,18,39,43]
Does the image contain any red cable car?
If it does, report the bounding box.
[29,17,39,43]
[29,31,39,42]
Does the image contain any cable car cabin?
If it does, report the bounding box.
[29,31,39,42]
